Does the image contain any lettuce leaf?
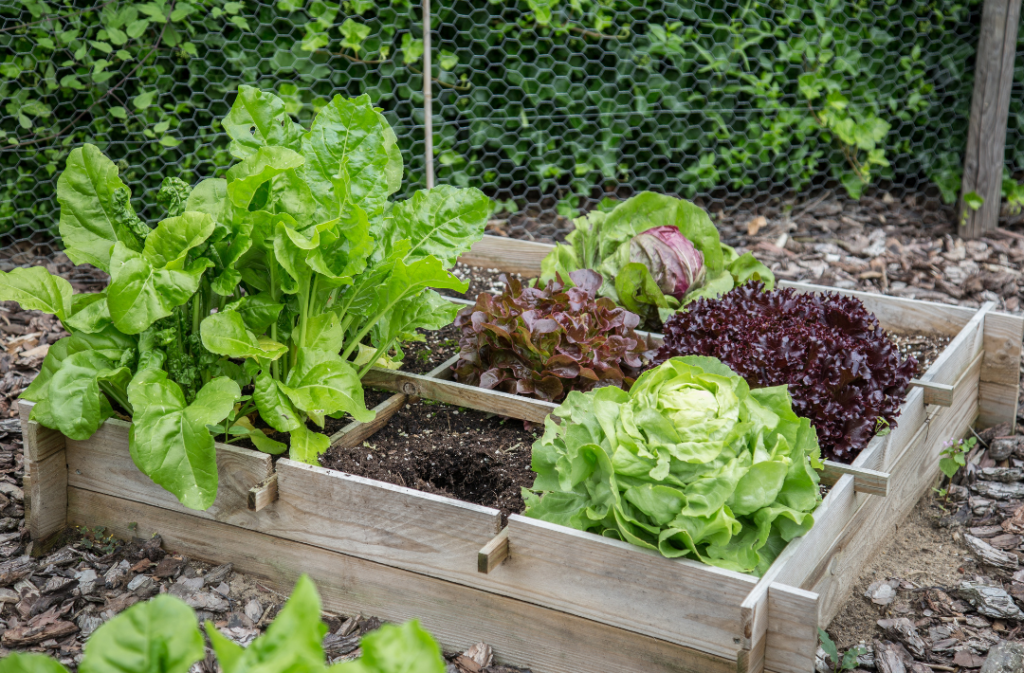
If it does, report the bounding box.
[523,356,822,575]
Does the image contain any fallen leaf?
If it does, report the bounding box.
[746,215,768,236]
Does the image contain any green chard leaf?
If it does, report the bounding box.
[200,311,287,361]
[128,370,240,510]
[107,243,211,334]
[0,654,70,673]
[380,184,491,267]
[57,144,145,271]
[0,266,73,321]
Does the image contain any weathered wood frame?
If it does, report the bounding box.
[21,235,1023,673]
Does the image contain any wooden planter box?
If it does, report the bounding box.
[21,235,1024,673]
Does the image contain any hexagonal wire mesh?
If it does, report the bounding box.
[0,0,1022,272]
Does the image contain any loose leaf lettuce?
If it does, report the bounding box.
[524,356,823,575]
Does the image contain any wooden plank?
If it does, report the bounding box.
[18,401,65,463]
[363,367,556,424]
[478,529,509,574]
[908,379,954,407]
[981,312,1024,386]
[459,236,553,277]
[493,514,758,662]
[978,380,1020,430]
[958,0,1023,238]
[780,281,975,337]
[64,418,273,527]
[67,487,743,673]
[329,393,408,449]
[24,447,66,544]
[247,474,278,512]
[765,584,820,673]
[272,459,502,582]
[818,463,888,497]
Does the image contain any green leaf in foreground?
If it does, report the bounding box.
[79,594,204,673]
[523,356,822,575]
[128,370,240,510]
[332,621,446,673]
[209,575,326,673]
[0,653,70,673]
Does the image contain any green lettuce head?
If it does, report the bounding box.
[523,355,823,576]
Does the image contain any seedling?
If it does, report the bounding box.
[818,628,866,673]
[934,436,976,503]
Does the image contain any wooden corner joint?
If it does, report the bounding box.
[908,379,955,407]
[247,473,279,512]
[477,528,509,574]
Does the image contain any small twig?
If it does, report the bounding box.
[565,24,621,40]
[319,49,387,64]
[968,425,989,449]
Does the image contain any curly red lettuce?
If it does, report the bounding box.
[651,283,917,463]
[454,270,646,402]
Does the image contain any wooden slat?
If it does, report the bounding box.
[958,0,1023,238]
[978,380,1020,430]
[64,418,273,527]
[247,474,278,512]
[458,237,553,277]
[765,584,820,673]
[493,514,758,662]
[24,447,66,544]
[272,459,501,581]
[908,379,954,406]
[818,463,888,497]
[18,401,65,463]
[981,312,1024,385]
[67,487,743,673]
[478,529,509,574]
[363,367,556,424]
[18,401,67,545]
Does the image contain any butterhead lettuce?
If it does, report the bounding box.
[523,355,823,576]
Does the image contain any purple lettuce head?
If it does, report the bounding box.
[629,225,705,300]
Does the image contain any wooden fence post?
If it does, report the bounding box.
[958,0,1022,239]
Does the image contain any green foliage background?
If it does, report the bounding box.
[1,0,1023,250]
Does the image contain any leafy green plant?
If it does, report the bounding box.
[2,85,488,510]
[818,628,867,673]
[0,575,446,673]
[935,435,975,502]
[523,355,823,576]
[539,192,773,329]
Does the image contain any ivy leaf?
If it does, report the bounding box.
[125,19,149,38]
[964,191,984,210]
[133,90,156,110]
[401,33,423,65]
[339,19,370,53]
[128,370,240,510]
[106,28,128,45]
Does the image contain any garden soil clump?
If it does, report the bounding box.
[320,399,539,523]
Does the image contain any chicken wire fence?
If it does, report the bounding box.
[1,0,1022,270]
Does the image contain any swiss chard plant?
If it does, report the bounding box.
[0,574,445,673]
[523,356,823,575]
[538,192,775,329]
[2,85,489,510]
[453,269,645,403]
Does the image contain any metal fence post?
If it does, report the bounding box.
[422,0,434,189]
[957,0,1022,238]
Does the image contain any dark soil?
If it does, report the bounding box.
[400,323,461,374]
[437,263,523,302]
[890,332,950,374]
[320,398,540,524]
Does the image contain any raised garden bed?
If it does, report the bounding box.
[21,235,1024,673]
